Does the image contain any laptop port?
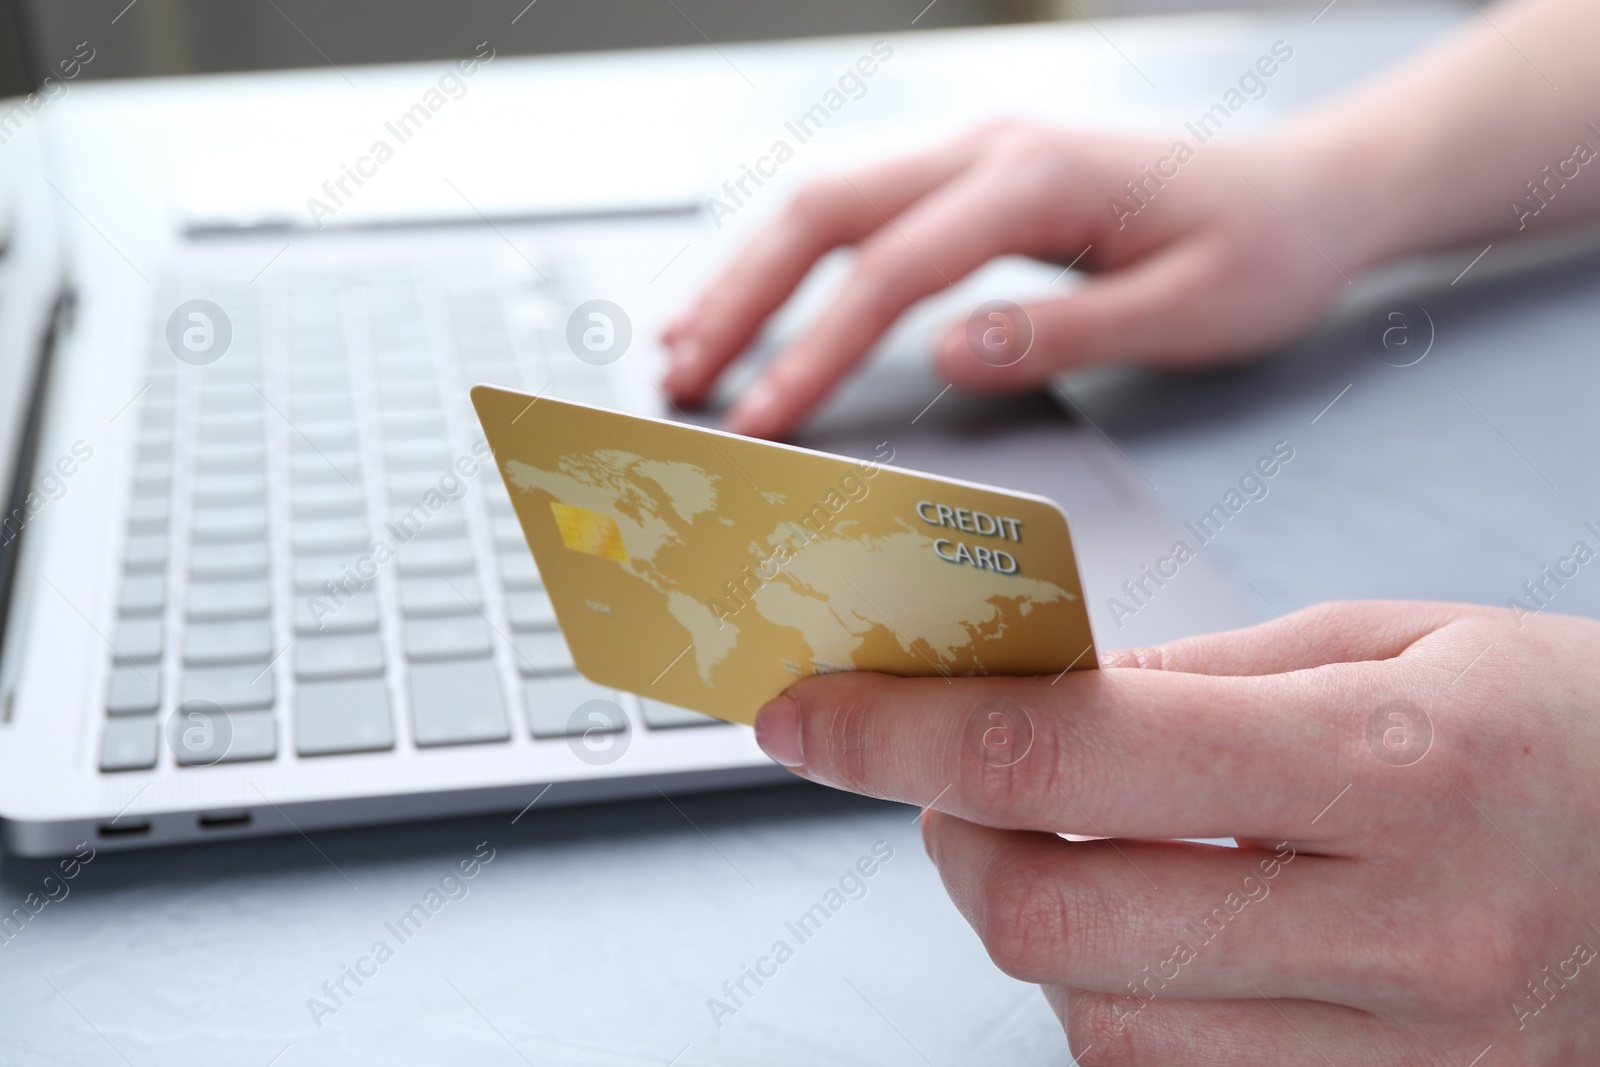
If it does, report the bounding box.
[197,811,251,830]
[97,820,151,838]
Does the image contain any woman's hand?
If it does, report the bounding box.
[662,121,1367,439]
[753,601,1600,1062]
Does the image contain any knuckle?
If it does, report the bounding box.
[1363,892,1526,1016]
[1115,645,1166,671]
[956,701,1077,828]
[787,176,855,228]
[820,693,875,794]
[957,753,1039,827]
[1427,905,1533,1015]
[1066,992,1143,1064]
[848,242,920,300]
[977,853,1069,980]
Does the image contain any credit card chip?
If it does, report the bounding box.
[550,501,628,562]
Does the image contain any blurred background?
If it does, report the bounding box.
[24,0,1410,81]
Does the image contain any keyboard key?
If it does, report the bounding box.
[198,414,263,442]
[180,664,275,710]
[132,462,172,496]
[506,590,557,631]
[491,514,527,550]
[191,505,268,542]
[399,575,481,617]
[294,590,379,634]
[289,366,349,394]
[381,412,446,438]
[383,440,452,470]
[172,708,277,765]
[296,677,394,755]
[409,659,509,746]
[394,539,474,576]
[291,483,365,518]
[374,348,429,371]
[292,453,362,486]
[197,382,259,413]
[512,630,573,675]
[195,444,265,473]
[186,579,271,621]
[522,674,623,740]
[184,619,273,666]
[127,496,170,531]
[462,359,518,383]
[640,700,726,730]
[377,384,439,412]
[140,399,176,427]
[194,471,266,505]
[496,551,541,589]
[404,615,491,661]
[107,665,160,715]
[204,351,259,376]
[296,633,384,680]
[137,422,172,447]
[118,573,166,615]
[286,378,350,402]
[190,540,269,579]
[113,617,163,663]
[100,717,158,771]
[292,517,369,553]
[292,554,356,592]
[388,506,467,540]
[386,470,449,497]
[292,421,357,448]
[290,396,353,422]
[124,533,169,572]
[372,321,425,347]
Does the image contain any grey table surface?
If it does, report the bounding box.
[10,6,1600,1066]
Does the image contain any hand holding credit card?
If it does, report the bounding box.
[472,385,1097,725]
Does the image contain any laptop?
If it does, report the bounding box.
[0,6,1252,856]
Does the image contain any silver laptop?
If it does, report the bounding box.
[0,14,1243,856]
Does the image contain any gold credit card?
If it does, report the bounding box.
[472,386,1097,725]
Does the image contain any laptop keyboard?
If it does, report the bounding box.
[99,259,720,772]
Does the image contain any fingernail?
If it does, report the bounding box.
[727,378,778,436]
[934,328,971,379]
[660,309,692,339]
[920,811,942,864]
[668,336,698,369]
[754,692,804,767]
[661,338,699,396]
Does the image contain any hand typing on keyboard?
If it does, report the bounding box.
[663,3,1600,445]
[664,121,1351,439]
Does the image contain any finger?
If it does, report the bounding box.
[931,224,1322,391]
[1059,991,1445,1067]
[661,139,979,405]
[924,812,1395,1006]
[1102,601,1464,677]
[754,665,1365,840]
[722,158,1062,438]
[934,238,1231,391]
